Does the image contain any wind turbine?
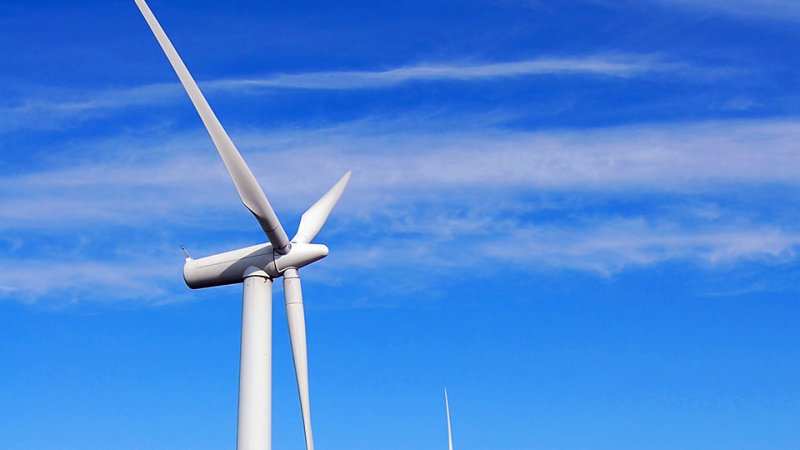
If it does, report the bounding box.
[445,388,454,450]
[134,1,350,450]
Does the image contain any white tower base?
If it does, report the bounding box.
[238,268,272,450]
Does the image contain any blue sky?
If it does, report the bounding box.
[2,0,800,449]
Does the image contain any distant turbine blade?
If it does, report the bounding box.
[134,0,291,254]
[292,171,352,244]
[283,268,315,450]
[445,388,453,450]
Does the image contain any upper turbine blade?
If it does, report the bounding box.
[134,0,291,254]
[292,171,352,244]
[283,268,315,450]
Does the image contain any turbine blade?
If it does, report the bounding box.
[134,0,291,254]
[292,171,352,244]
[283,268,315,450]
[445,388,453,450]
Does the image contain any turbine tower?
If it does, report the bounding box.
[134,2,350,449]
[445,388,454,450]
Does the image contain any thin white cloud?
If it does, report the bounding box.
[213,55,671,91]
[481,220,799,275]
[3,117,799,304]
[0,54,685,133]
[0,83,182,132]
[3,118,800,229]
[648,0,800,21]
[0,256,183,307]
[6,117,800,199]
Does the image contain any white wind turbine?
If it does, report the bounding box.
[134,1,350,450]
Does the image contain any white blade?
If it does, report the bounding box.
[134,0,291,254]
[445,388,453,450]
[283,268,314,450]
[293,171,352,244]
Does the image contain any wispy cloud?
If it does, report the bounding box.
[0,255,183,307]
[0,54,687,133]
[0,83,182,132]
[482,220,800,275]
[2,117,799,304]
[647,0,800,21]
[5,117,800,225]
[212,55,672,91]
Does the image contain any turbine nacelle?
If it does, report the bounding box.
[183,242,330,289]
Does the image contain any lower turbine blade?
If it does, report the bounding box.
[283,268,314,450]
